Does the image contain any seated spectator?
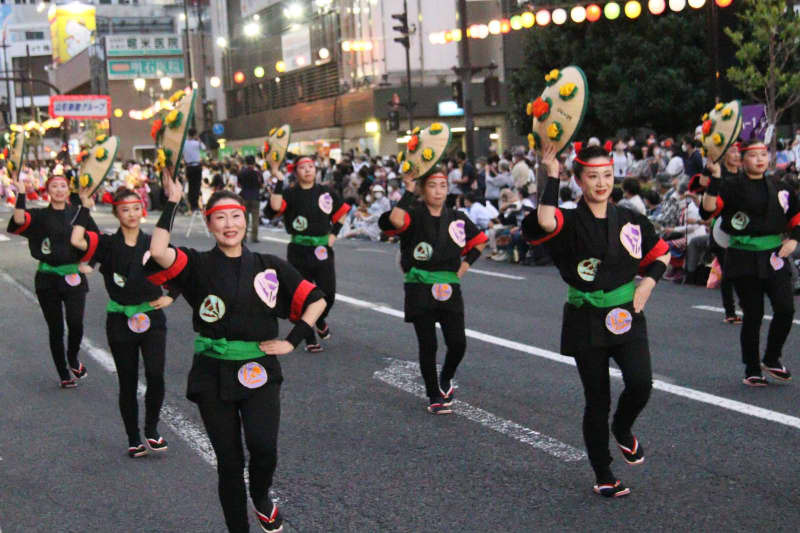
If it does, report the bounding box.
[485,160,513,207]
[461,192,498,230]
[558,187,577,209]
[617,177,646,214]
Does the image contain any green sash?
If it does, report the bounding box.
[106,299,155,318]
[728,234,782,252]
[37,262,79,276]
[194,335,264,361]
[567,281,635,308]
[403,267,460,285]
[291,234,329,247]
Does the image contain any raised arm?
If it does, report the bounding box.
[149,168,181,269]
[537,144,561,232]
[388,173,417,229]
[10,170,27,226]
[701,159,721,214]
[70,187,96,251]
[268,159,285,213]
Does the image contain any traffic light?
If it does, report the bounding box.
[484,75,500,107]
[388,110,400,131]
[452,81,463,107]
[392,12,409,48]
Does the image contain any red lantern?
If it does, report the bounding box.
[586,4,602,21]
[715,0,732,6]
[234,71,246,84]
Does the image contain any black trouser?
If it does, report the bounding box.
[574,339,653,480]
[186,164,203,210]
[36,288,86,380]
[289,248,335,344]
[108,325,166,444]
[245,198,260,242]
[197,383,281,533]
[732,275,795,376]
[412,309,467,399]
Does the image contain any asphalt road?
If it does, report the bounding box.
[1,205,799,532]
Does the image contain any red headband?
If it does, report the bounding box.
[204,204,246,217]
[112,198,142,206]
[46,176,68,185]
[574,157,613,167]
[424,172,448,182]
[296,157,314,167]
[739,144,768,152]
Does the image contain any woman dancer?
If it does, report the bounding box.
[148,170,326,533]
[70,187,177,457]
[522,145,669,497]
[6,170,98,387]
[378,171,487,414]
[701,139,799,385]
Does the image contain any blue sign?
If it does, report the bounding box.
[212,123,225,136]
[438,100,464,117]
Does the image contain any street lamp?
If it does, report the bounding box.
[133,78,146,92]
[243,22,261,38]
[216,36,228,49]
[210,76,221,88]
[160,77,173,91]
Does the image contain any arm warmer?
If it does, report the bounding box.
[541,177,559,207]
[464,247,481,265]
[273,179,284,194]
[156,201,178,231]
[75,206,91,228]
[397,190,416,210]
[15,195,25,209]
[644,260,667,283]
[285,320,314,348]
[705,178,720,196]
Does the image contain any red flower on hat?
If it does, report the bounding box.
[150,119,164,141]
[407,134,420,153]
[701,119,713,136]
[263,141,271,154]
[2,147,8,159]
[75,149,89,164]
[604,140,613,153]
[532,97,550,120]
[573,141,583,153]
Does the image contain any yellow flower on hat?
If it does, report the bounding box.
[95,147,107,161]
[526,102,533,116]
[276,128,285,138]
[79,174,92,188]
[711,132,724,146]
[721,107,733,120]
[269,127,277,136]
[422,147,434,162]
[95,134,108,144]
[271,151,279,161]
[527,133,536,149]
[412,126,421,135]
[165,109,181,127]
[400,160,412,174]
[169,90,185,104]
[155,148,167,171]
[702,113,709,121]
[546,122,563,141]
[429,123,443,134]
[714,103,724,111]
[397,151,405,163]
[545,69,560,83]
[559,82,577,100]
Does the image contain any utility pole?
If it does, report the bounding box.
[195,0,208,131]
[392,1,414,131]
[0,35,12,125]
[455,0,475,161]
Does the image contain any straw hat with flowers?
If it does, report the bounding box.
[263,124,292,166]
[700,100,742,163]
[526,65,589,156]
[73,134,120,196]
[150,87,197,178]
[397,122,452,181]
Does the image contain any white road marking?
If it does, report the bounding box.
[0,234,9,242]
[374,358,585,462]
[354,248,391,254]
[339,293,800,431]
[693,304,800,326]
[467,268,525,280]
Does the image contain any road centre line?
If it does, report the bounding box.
[338,293,800,431]
[374,358,585,462]
[693,304,800,326]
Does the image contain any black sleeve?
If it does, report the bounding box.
[144,246,194,295]
[378,206,414,236]
[329,188,350,234]
[521,208,568,249]
[6,208,40,239]
[271,255,326,322]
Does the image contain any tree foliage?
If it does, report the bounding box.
[508,10,714,141]
[725,0,800,135]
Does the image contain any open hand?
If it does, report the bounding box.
[541,144,560,177]
[633,277,656,313]
[778,238,798,258]
[149,295,174,309]
[259,339,294,355]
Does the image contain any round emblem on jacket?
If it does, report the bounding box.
[413,242,433,261]
[41,238,52,255]
[64,273,81,287]
[253,269,279,308]
[770,252,785,271]
[292,216,308,232]
[128,312,151,333]
[238,361,268,389]
[619,223,642,259]
[605,307,633,335]
[113,273,126,287]
[577,258,601,282]
[448,220,466,247]
[431,283,453,301]
[199,294,226,322]
[731,211,750,230]
[318,193,333,214]
[314,245,328,261]
[779,190,790,213]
